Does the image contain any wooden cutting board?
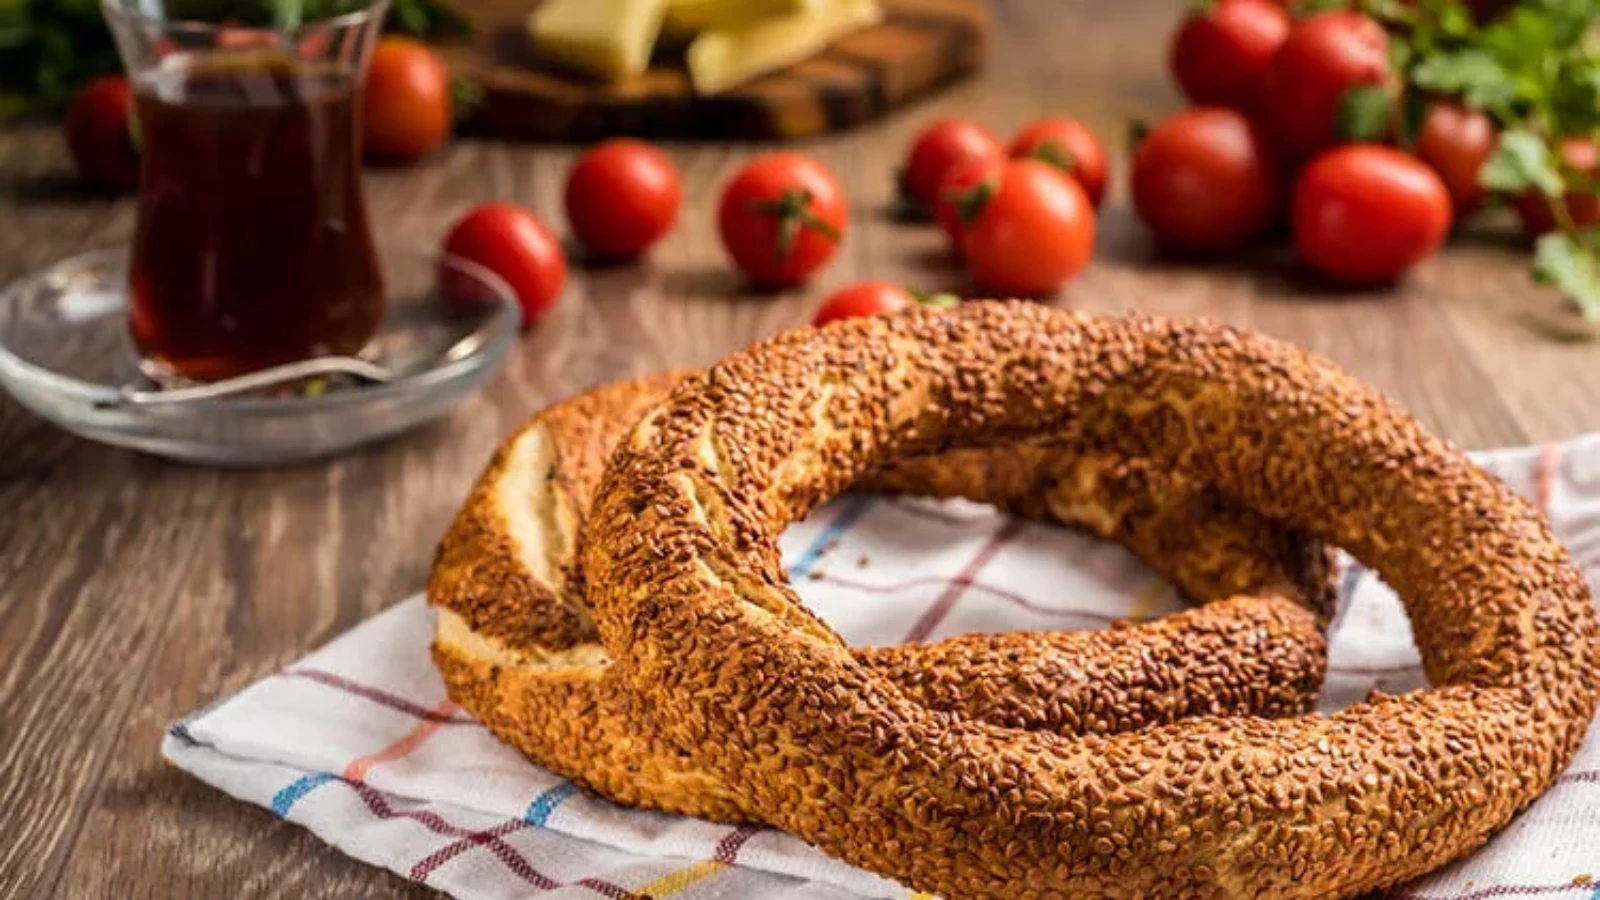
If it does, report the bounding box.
[438,0,990,141]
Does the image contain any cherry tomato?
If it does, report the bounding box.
[901,119,1004,212]
[1414,102,1497,218]
[932,154,1006,250]
[1131,107,1281,254]
[1257,11,1390,161]
[1008,117,1109,208]
[1170,0,1291,111]
[1514,137,1600,238]
[718,153,847,286]
[1292,145,1451,285]
[962,159,1096,297]
[214,25,278,49]
[564,139,682,258]
[813,281,916,325]
[66,76,139,192]
[441,202,567,329]
[363,37,452,164]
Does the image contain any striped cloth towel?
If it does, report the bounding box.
[165,437,1600,900]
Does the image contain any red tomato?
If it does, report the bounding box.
[65,76,139,192]
[962,159,1096,297]
[1292,145,1451,285]
[1257,11,1390,161]
[1170,0,1291,111]
[441,202,567,329]
[214,25,278,49]
[1008,117,1109,208]
[932,154,1006,249]
[901,119,1004,211]
[718,153,847,286]
[363,37,452,164]
[1131,107,1281,254]
[1514,137,1600,238]
[564,139,682,258]
[1414,102,1497,217]
[813,282,916,325]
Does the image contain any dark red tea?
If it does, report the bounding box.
[129,52,384,381]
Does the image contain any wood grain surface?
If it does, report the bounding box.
[2,0,1598,897]
[444,0,989,140]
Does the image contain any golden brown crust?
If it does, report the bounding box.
[583,302,1600,899]
[429,372,682,651]
[856,595,1325,733]
[430,368,1338,823]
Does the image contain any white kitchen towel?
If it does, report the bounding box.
[165,436,1600,900]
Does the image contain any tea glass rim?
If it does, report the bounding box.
[101,0,390,36]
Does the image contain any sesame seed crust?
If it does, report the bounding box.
[581,302,1600,899]
[429,367,1337,822]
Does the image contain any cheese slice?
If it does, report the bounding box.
[686,0,882,95]
[530,0,668,81]
[663,0,811,36]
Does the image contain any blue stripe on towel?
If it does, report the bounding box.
[272,772,338,817]
[523,781,578,827]
[788,495,874,580]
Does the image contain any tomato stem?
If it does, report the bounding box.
[747,188,840,261]
[1125,119,1151,159]
[1024,141,1078,174]
[947,179,996,226]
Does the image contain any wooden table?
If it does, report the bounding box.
[3,1,1598,896]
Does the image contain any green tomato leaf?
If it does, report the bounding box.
[1411,49,1517,111]
[1335,84,1393,144]
[1480,4,1556,64]
[1431,0,1474,38]
[1387,39,1413,77]
[0,92,30,118]
[1364,0,1414,25]
[0,1,31,50]
[1293,0,1351,14]
[390,0,470,37]
[1533,231,1600,321]
[1549,61,1600,136]
[450,75,484,123]
[392,0,428,34]
[1396,85,1430,149]
[1481,130,1565,195]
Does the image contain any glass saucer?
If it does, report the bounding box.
[0,246,520,466]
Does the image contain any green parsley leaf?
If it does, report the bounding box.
[1533,231,1600,321]
[1480,130,1565,196]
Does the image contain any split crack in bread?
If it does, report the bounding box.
[431,371,1340,822]
[579,302,1600,898]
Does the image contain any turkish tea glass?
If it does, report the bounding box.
[103,0,390,382]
